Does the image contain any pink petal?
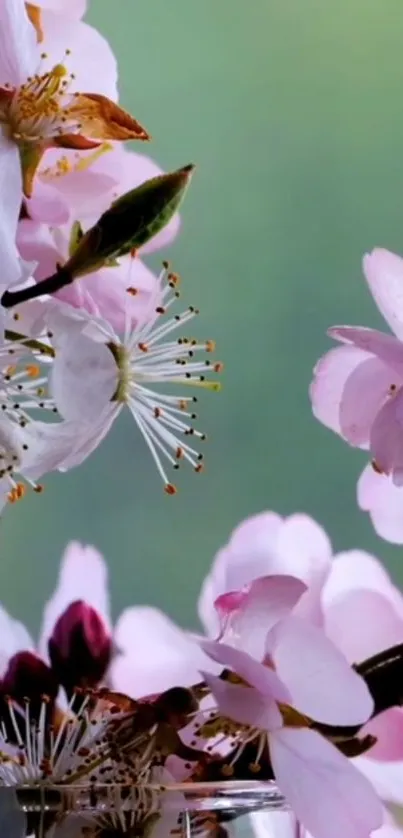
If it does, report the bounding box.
[370,389,403,479]
[225,574,307,659]
[40,14,118,100]
[219,511,285,589]
[202,670,283,730]
[329,327,403,379]
[59,259,159,334]
[201,640,290,703]
[275,514,332,575]
[365,709,403,761]
[324,589,403,663]
[46,169,117,221]
[270,727,383,838]
[323,550,398,605]
[199,513,331,639]
[214,591,248,620]
[17,220,60,282]
[339,356,393,446]
[269,617,373,725]
[26,181,70,225]
[274,515,332,626]
[0,0,37,85]
[198,512,283,636]
[363,249,403,340]
[110,607,211,697]
[358,464,403,544]
[310,345,373,437]
[38,542,111,659]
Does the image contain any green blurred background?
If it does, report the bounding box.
[3,0,403,632]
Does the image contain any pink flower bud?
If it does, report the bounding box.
[3,651,58,704]
[48,600,112,694]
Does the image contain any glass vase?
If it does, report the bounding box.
[8,780,301,837]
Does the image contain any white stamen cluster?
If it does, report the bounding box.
[110,263,222,495]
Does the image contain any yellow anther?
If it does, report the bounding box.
[52,64,68,78]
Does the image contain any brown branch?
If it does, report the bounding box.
[1,266,73,309]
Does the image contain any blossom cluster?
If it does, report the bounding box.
[0,0,221,509]
[2,2,403,838]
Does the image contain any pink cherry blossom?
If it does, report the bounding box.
[310,247,403,541]
[201,626,381,838]
[198,509,403,803]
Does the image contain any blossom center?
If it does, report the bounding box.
[108,341,132,403]
[0,60,78,143]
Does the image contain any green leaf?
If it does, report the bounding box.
[64,164,195,279]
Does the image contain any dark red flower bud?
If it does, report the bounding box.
[48,600,112,695]
[3,652,59,704]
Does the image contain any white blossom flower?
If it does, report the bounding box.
[0,311,95,510]
[46,265,222,494]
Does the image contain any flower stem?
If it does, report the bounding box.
[1,266,73,309]
[4,330,55,358]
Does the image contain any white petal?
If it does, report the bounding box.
[0,605,34,676]
[354,755,403,806]
[0,140,25,290]
[0,0,37,85]
[110,607,209,697]
[56,405,118,472]
[20,419,96,479]
[40,14,118,100]
[50,331,117,422]
[38,541,111,659]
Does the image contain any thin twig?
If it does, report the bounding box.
[1,266,73,309]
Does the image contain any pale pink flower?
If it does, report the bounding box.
[200,622,381,838]
[0,0,148,198]
[198,510,403,804]
[310,247,403,542]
